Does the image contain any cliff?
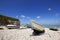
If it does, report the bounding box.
[0,15,20,26]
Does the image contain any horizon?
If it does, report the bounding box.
[0,0,60,25]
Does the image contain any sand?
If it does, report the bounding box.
[0,28,60,40]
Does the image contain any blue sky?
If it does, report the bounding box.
[0,0,60,25]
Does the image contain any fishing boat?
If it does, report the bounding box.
[30,20,45,35]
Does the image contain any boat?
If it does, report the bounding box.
[30,20,45,35]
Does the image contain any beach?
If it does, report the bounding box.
[0,28,60,40]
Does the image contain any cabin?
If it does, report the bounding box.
[6,25,19,29]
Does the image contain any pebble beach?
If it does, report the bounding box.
[0,28,60,40]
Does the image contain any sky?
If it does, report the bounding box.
[0,0,60,25]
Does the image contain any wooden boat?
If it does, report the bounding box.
[30,20,45,35]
